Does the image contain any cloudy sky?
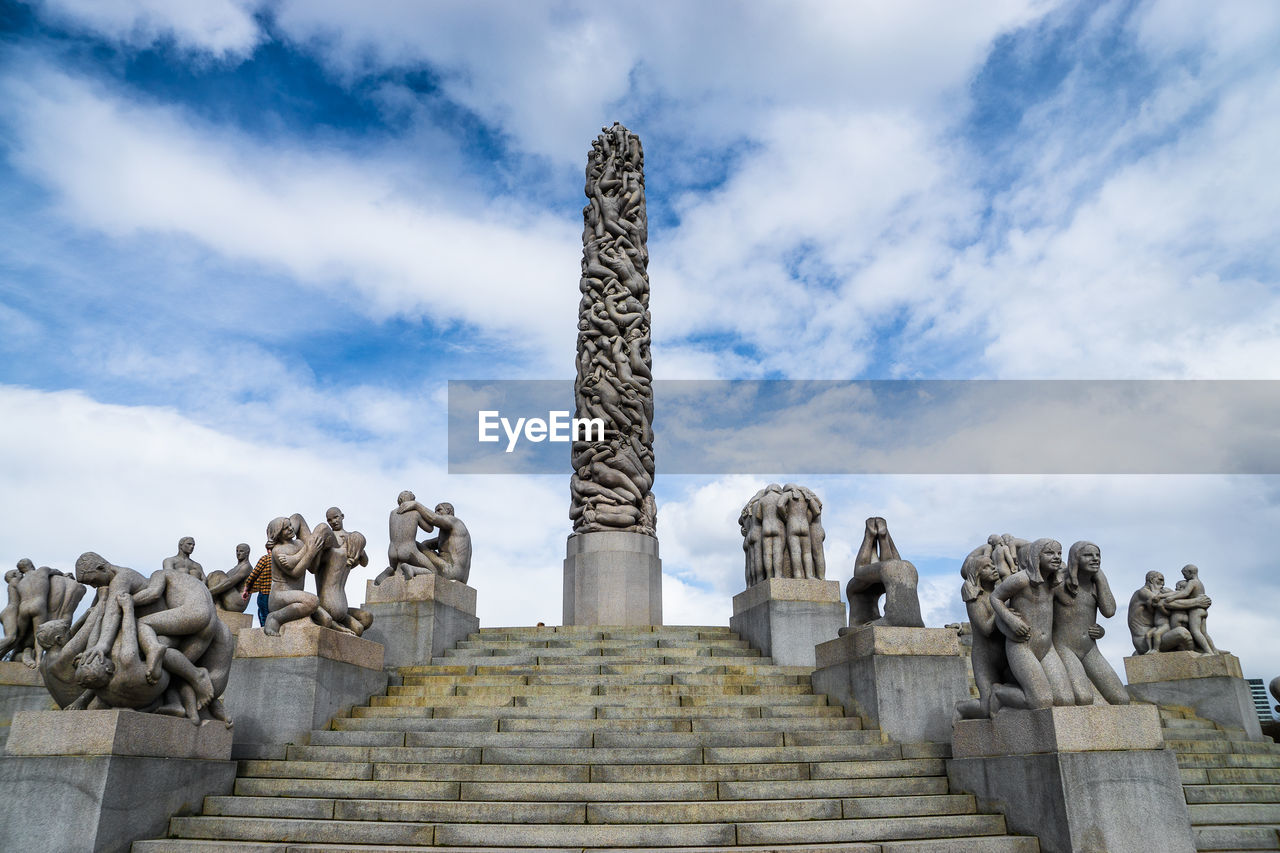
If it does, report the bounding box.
[2,0,1278,686]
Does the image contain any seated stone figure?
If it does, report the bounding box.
[988,538,1075,710]
[1051,541,1129,706]
[315,507,374,636]
[1152,564,1220,655]
[954,544,1019,719]
[844,517,923,629]
[205,544,254,613]
[263,514,354,636]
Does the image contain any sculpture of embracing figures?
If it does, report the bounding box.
[35,551,233,726]
[374,491,473,586]
[262,510,374,637]
[1127,564,1221,655]
[957,535,1129,718]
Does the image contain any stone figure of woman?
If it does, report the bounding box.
[955,546,1021,718]
[989,538,1074,709]
[1052,541,1130,706]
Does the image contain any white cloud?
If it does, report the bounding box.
[1,65,581,371]
[35,0,262,56]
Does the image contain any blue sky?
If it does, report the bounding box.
[2,0,1279,682]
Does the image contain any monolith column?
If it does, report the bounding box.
[563,123,662,626]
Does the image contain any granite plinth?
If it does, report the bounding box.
[215,609,254,633]
[363,575,480,670]
[6,708,232,759]
[223,621,387,759]
[0,661,55,751]
[0,709,235,853]
[563,531,663,626]
[947,706,1194,853]
[811,625,967,742]
[952,704,1163,757]
[1124,652,1262,740]
[729,578,844,669]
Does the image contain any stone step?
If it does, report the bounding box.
[350,703,846,720]
[309,729,877,749]
[386,683,815,698]
[283,742,903,766]
[476,626,738,638]
[1183,767,1280,785]
[199,793,978,825]
[452,638,752,650]
[1179,754,1280,769]
[398,672,810,687]
[1184,783,1280,804]
[396,662,809,677]
[1168,738,1280,754]
[166,813,1010,847]
[1192,824,1280,851]
[1188,802,1280,824]
[368,692,831,708]
[134,839,1039,853]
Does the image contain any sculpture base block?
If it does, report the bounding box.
[948,706,1195,853]
[811,625,967,741]
[0,709,235,853]
[0,661,55,751]
[363,574,480,670]
[216,610,254,633]
[563,532,662,626]
[224,621,388,759]
[1125,652,1261,740]
[729,578,844,668]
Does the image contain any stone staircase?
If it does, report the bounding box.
[132,625,1037,852]
[1162,706,1280,852]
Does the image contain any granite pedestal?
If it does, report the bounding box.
[363,573,480,670]
[811,625,968,742]
[1125,651,1262,740]
[215,609,254,634]
[0,709,236,853]
[0,660,55,750]
[563,531,663,626]
[948,705,1195,853]
[223,620,387,758]
[729,578,844,668]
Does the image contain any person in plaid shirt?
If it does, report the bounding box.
[241,549,273,628]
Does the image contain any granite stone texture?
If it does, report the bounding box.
[951,704,1163,757]
[1124,650,1243,682]
[948,748,1194,853]
[730,579,844,668]
[1125,672,1263,741]
[0,753,236,853]
[0,661,55,751]
[224,622,388,759]
[363,576,479,670]
[0,708,235,852]
[215,610,253,633]
[6,708,233,759]
[811,626,968,742]
[563,531,663,626]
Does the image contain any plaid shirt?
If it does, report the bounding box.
[244,553,273,594]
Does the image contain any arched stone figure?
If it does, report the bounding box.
[1052,541,1129,706]
[988,538,1074,709]
[206,543,253,613]
[845,517,923,628]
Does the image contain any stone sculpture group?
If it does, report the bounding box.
[0,559,85,668]
[376,491,472,585]
[954,534,1230,720]
[570,123,656,536]
[845,517,924,629]
[738,483,827,585]
[260,509,373,637]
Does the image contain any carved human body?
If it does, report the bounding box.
[316,507,373,635]
[1128,571,1203,653]
[206,544,253,613]
[989,538,1074,709]
[954,546,1020,718]
[391,501,473,584]
[1052,541,1129,705]
[845,517,923,628]
[0,559,85,668]
[263,515,349,636]
[162,537,205,582]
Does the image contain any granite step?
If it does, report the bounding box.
[135,625,1036,852]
